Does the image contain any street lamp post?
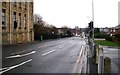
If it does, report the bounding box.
[92,0,94,40]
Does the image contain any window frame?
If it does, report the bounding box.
[13,11,16,21]
[24,14,27,29]
[2,9,6,29]
[18,2,21,8]
[24,1,27,9]
[18,13,21,29]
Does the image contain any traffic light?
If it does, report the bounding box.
[89,21,93,30]
[14,21,17,29]
[88,21,94,38]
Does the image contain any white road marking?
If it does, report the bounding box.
[0,67,9,71]
[6,51,36,59]
[72,45,84,73]
[11,49,32,55]
[42,50,55,56]
[0,59,32,74]
[60,41,63,43]
[59,46,64,48]
[38,45,48,48]
[76,46,84,63]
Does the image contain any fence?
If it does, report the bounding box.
[87,38,111,74]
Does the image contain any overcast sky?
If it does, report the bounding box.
[34,0,120,28]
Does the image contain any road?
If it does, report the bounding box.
[2,37,87,74]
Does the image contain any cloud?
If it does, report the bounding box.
[34,0,119,28]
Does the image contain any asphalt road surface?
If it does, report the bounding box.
[2,37,86,74]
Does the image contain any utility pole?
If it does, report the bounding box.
[86,0,95,74]
[92,0,94,40]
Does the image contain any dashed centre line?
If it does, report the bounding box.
[6,51,36,59]
[38,45,48,48]
[42,50,55,56]
[11,49,32,55]
[59,46,64,48]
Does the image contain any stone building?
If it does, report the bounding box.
[1,0,34,44]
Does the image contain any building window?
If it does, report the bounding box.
[2,2,6,4]
[24,2,27,9]
[2,0,6,3]
[30,2,33,8]
[13,11,17,29]
[13,11,16,21]
[2,9,6,29]
[2,0,6,6]
[13,0,16,6]
[18,2,21,8]
[18,13,21,29]
[24,14,26,29]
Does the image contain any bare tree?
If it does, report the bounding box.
[34,14,44,40]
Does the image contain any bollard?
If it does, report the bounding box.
[41,36,43,41]
[104,57,111,74]
[98,47,104,74]
[95,44,99,64]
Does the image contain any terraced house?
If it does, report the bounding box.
[1,0,34,44]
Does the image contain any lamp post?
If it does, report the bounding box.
[92,0,94,40]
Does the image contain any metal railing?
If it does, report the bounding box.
[87,38,105,74]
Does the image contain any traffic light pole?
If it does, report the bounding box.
[86,0,95,74]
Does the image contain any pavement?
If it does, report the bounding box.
[102,46,120,75]
[1,37,87,74]
[87,44,120,75]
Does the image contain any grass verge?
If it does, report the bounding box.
[95,40,120,47]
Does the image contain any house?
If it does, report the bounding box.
[99,27,110,35]
[109,25,120,36]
